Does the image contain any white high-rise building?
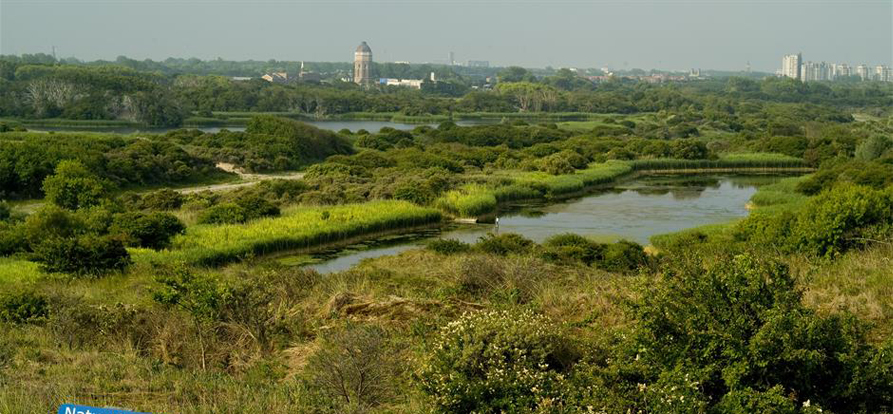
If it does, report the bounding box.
[856,64,871,81]
[875,65,891,82]
[782,53,802,80]
[834,64,851,78]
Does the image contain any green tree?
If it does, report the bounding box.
[626,254,891,413]
[42,160,112,210]
[854,135,891,161]
[110,211,185,250]
[496,66,536,83]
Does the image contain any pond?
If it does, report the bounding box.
[30,119,498,134]
[284,174,787,274]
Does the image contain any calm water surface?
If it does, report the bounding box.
[32,119,497,134]
[293,175,785,274]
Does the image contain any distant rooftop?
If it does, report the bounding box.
[356,41,372,53]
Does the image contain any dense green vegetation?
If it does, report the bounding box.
[3,56,892,128]
[0,73,892,412]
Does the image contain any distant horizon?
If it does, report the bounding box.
[7,52,871,76]
[2,1,891,72]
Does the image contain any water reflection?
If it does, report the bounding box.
[293,174,791,274]
[31,119,499,135]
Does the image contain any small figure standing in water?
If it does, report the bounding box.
[495,216,500,233]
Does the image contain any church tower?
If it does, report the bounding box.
[354,41,373,85]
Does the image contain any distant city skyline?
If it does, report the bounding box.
[2,1,891,72]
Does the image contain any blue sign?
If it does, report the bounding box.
[58,404,149,414]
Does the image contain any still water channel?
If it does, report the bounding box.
[31,119,498,134]
[284,174,788,274]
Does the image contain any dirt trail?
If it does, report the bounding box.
[12,163,305,213]
[175,163,305,194]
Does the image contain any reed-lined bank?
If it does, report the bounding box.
[134,200,442,267]
[437,156,813,220]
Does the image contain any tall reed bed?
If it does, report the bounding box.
[747,175,810,208]
[135,201,441,267]
[632,153,806,171]
[437,162,633,217]
[435,184,498,217]
[515,161,633,197]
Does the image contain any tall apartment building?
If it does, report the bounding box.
[782,53,802,80]
[801,61,834,82]
[834,63,851,78]
[875,65,892,82]
[855,64,871,81]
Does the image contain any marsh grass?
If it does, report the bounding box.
[791,244,893,342]
[631,154,807,171]
[748,175,810,207]
[434,184,497,217]
[135,201,442,267]
[0,258,41,284]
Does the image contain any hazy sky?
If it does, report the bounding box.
[1,0,891,71]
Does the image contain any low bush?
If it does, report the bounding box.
[600,240,648,272]
[475,232,534,256]
[796,160,893,195]
[735,184,893,257]
[419,309,575,413]
[42,160,112,210]
[621,254,893,413]
[140,188,185,210]
[426,238,471,255]
[197,203,248,225]
[789,184,893,257]
[111,211,185,249]
[302,324,399,411]
[0,290,48,324]
[541,233,647,272]
[31,234,131,276]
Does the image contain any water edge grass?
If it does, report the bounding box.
[134,200,442,267]
[0,258,42,284]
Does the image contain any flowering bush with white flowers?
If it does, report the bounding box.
[418,309,575,413]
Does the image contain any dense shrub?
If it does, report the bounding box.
[140,188,185,210]
[21,205,83,247]
[541,233,603,265]
[32,235,131,275]
[789,184,893,257]
[795,160,893,195]
[475,232,534,256]
[0,222,26,256]
[600,240,648,272]
[539,152,576,175]
[736,184,893,257]
[42,160,112,210]
[0,202,11,222]
[419,310,575,413]
[854,135,891,161]
[0,290,48,324]
[623,254,892,413]
[243,116,353,167]
[197,203,248,225]
[426,238,471,255]
[233,193,280,218]
[541,234,648,272]
[110,211,185,249]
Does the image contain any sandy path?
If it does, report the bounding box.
[12,163,305,212]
